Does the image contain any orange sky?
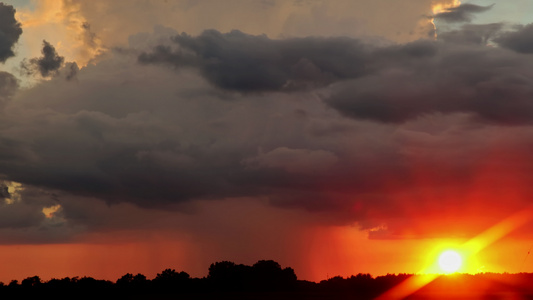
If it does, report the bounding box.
[0,224,531,283]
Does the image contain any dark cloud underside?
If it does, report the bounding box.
[495,23,533,54]
[3,20,533,241]
[434,4,494,23]
[140,28,533,125]
[0,3,22,63]
[139,29,369,91]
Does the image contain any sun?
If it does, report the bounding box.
[438,250,463,273]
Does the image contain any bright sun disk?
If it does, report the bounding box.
[438,250,462,273]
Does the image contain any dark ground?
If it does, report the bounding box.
[3,260,533,299]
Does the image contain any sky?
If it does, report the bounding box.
[1,0,533,283]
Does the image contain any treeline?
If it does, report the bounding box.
[1,260,302,299]
[2,260,533,299]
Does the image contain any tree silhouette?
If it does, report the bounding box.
[21,276,41,288]
[2,259,533,299]
[116,272,149,295]
[206,260,297,292]
[251,260,297,291]
[152,268,190,292]
[208,261,252,291]
[116,273,135,286]
[154,268,190,282]
[8,280,18,287]
[46,277,72,290]
[132,273,147,285]
[208,261,239,280]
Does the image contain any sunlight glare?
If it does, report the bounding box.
[438,250,462,273]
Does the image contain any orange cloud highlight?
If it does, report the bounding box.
[16,0,105,67]
[428,0,462,38]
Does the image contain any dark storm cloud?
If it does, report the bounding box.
[0,71,18,106]
[433,3,494,23]
[0,201,44,229]
[0,182,9,199]
[0,108,351,210]
[140,28,533,125]
[0,71,17,95]
[0,182,67,241]
[139,29,369,91]
[323,25,533,125]
[21,40,65,77]
[326,44,533,124]
[6,25,533,241]
[438,23,503,45]
[65,62,79,81]
[0,178,81,245]
[0,3,22,63]
[0,57,382,213]
[494,23,533,54]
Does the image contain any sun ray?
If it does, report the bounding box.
[375,205,533,300]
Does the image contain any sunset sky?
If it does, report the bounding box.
[1,0,533,283]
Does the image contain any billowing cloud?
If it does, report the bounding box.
[64,62,79,81]
[1,28,532,244]
[0,71,18,105]
[21,40,64,77]
[438,23,503,45]
[434,3,494,23]
[243,147,338,174]
[68,0,462,48]
[0,2,22,63]
[139,29,369,91]
[139,28,533,126]
[325,40,533,125]
[494,23,533,54]
[0,181,76,244]
[15,0,105,67]
[2,2,533,247]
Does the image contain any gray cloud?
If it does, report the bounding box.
[139,29,369,91]
[0,51,397,216]
[434,3,494,23]
[65,62,79,81]
[4,25,533,242]
[0,71,18,104]
[0,3,22,63]
[438,23,503,45]
[21,40,65,77]
[139,28,533,125]
[0,182,78,244]
[326,44,533,125]
[494,23,533,54]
